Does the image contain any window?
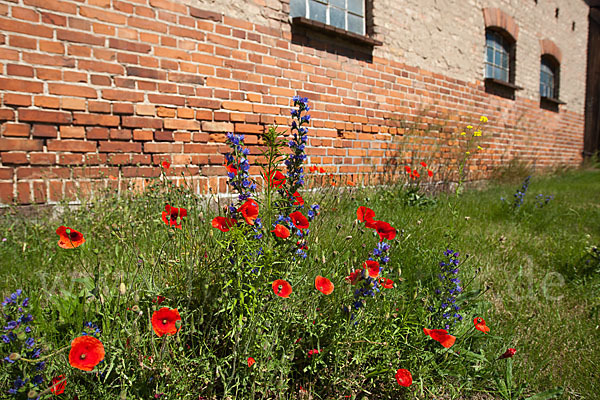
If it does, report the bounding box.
[290,0,365,35]
[485,30,512,82]
[540,55,559,99]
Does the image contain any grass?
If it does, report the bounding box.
[0,166,599,399]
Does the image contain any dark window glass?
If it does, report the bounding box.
[540,56,558,99]
[485,30,511,82]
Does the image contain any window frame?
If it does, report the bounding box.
[484,29,515,84]
[290,0,366,36]
[540,54,560,101]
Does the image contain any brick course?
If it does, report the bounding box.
[0,0,589,204]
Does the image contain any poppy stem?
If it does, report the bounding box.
[19,345,70,363]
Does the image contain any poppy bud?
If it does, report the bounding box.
[9,352,20,361]
[131,305,140,312]
[499,348,516,359]
[119,282,126,295]
[27,390,38,399]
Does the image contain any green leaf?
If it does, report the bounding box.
[524,387,564,400]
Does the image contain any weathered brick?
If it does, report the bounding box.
[109,38,151,53]
[86,127,109,139]
[102,89,144,102]
[122,116,163,129]
[3,93,32,107]
[147,94,185,106]
[47,139,97,152]
[49,83,97,98]
[201,121,234,132]
[143,142,182,153]
[6,64,34,77]
[163,119,200,130]
[0,78,43,93]
[1,153,28,164]
[0,138,43,151]
[32,124,58,138]
[73,113,120,126]
[60,126,85,138]
[30,152,56,165]
[61,97,87,111]
[0,182,14,204]
[3,123,30,137]
[19,109,72,124]
[98,141,141,153]
[126,66,166,80]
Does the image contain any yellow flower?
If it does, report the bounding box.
[460,131,466,135]
[466,151,470,155]
[477,145,483,150]
[467,125,473,129]
[480,116,488,123]
[474,130,482,137]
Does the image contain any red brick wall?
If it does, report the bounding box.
[0,0,585,204]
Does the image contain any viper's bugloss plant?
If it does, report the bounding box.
[429,249,463,331]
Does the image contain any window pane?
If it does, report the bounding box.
[347,13,364,34]
[486,47,493,63]
[502,53,508,69]
[485,64,493,78]
[309,0,327,23]
[331,0,345,8]
[330,7,345,29]
[290,0,306,18]
[348,0,364,15]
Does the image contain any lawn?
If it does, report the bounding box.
[1,105,599,399]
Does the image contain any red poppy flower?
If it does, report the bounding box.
[427,170,433,177]
[347,180,355,186]
[68,336,105,371]
[373,221,396,241]
[412,171,420,178]
[151,307,181,337]
[315,276,334,295]
[345,269,364,285]
[272,224,290,239]
[307,349,320,357]
[247,357,255,367]
[224,163,237,176]
[423,328,456,348]
[296,240,308,250]
[404,165,411,174]
[356,206,375,224]
[473,317,490,334]
[153,295,166,305]
[379,277,394,289]
[318,167,325,173]
[212,216,237,232]
[161,204,187,229]
[272,279,292,298]
[363,260,381,278]
[56,226,85,249]
[50,375,66,395]
[238,199,259,225]
[268,170,286,188]
[499,348,516,359]
[395,369,412,387]
[309,166,318,173]
[290,211,309,230]
[108,175,117,180]
[292,191,304,206]
[162,161,170,170]
[420,161,427,168]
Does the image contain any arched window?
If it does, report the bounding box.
[540,55,560,100]
[485,30,512,82]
